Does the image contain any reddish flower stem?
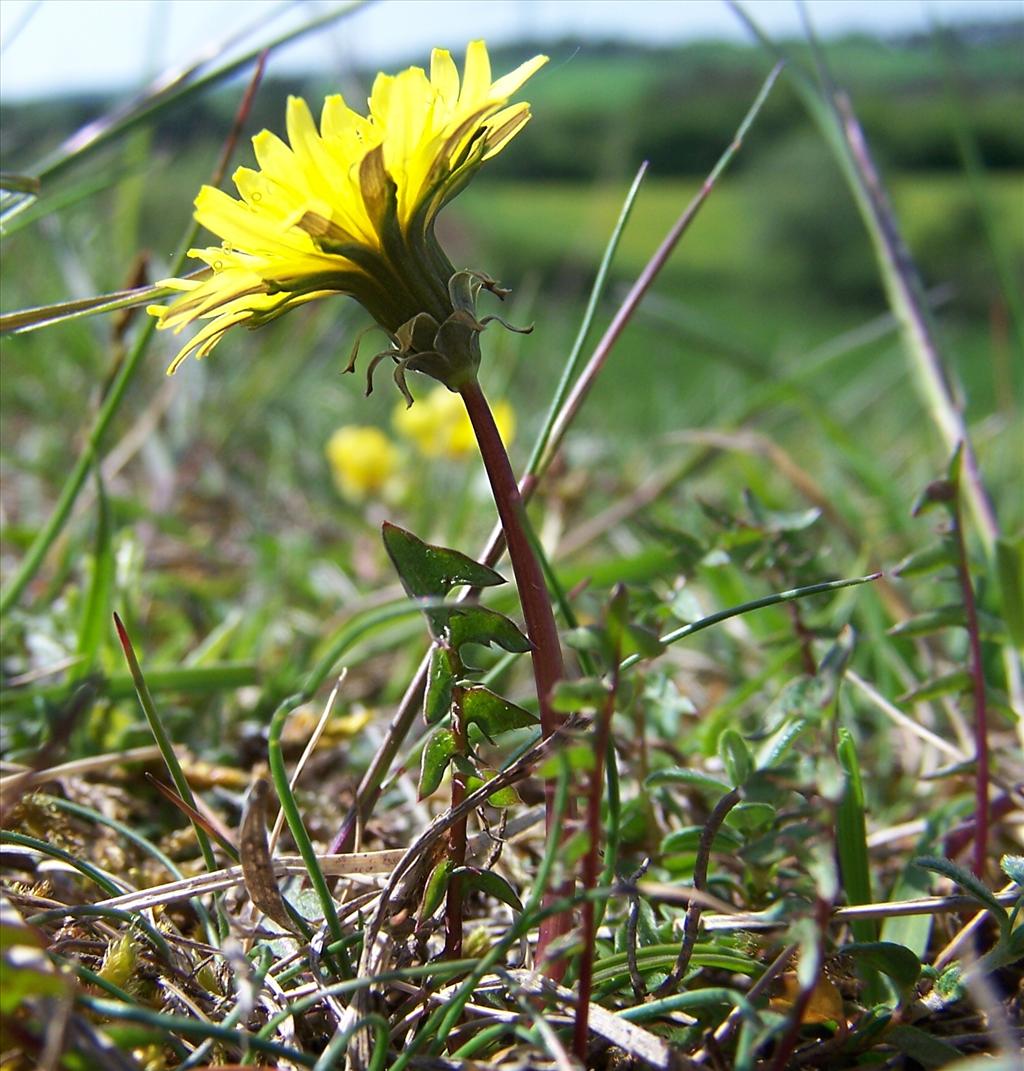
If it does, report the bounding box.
[459,377,574,968]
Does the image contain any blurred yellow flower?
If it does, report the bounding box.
[393,385,515,459]
[325,426,399,501]
[147,42,546,385]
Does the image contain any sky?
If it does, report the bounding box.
[1,0,1021,100]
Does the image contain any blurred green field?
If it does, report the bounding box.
[6,162,1019,549]
[3,159,1020,726]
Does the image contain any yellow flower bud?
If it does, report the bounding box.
[325,426,399,501]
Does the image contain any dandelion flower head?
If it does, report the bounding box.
[148,41,547,388]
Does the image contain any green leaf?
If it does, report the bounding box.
[841,941,920,995]
[635,897,661,947]
[646,768,733,796]
[911,469,958,519]
[893,540,957,578]
[916,856,1009,928]
[465,770,521,808]
[448,606,531,654]
[881,855,935,960]
[461,686,537,741]
[0,923,69,1014]
[623,623,666,659]
[418,728,456,799]
[724,801,775,833]
[424,647,456,725]
[765,675,833,723]
[935,963,964,1001]
[113,613,219,874]
[718,729,754,787]
[995,537,1024,649]
[418,859,453,921]
[551,677,609,712]
[538,744,595,778]
[606,583,630,651]
[73,473,115,680]
[563,626,612,659]
[756,717,809,769]
[662,825,744,855]
[885,1025,961,1069]
[897,671,971,704]
[454,866,523,912]
[818,624,856,684]
[382,522,505,599]
[836,730,875,943]
[888,606,968,638]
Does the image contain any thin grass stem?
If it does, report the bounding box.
[112,614,218,876]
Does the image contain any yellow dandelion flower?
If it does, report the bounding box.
[448,396,515,456]
[326,425,399,500]
[393,384,515,458]
[148,42,546,395]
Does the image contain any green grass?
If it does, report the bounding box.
[1,22,1022,1071]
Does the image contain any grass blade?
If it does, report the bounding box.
[113,613,218,875]
[71,470,114,682]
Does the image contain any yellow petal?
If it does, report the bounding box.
[460,40,492,106]
[488,53,548,103]
[430,48,459,107]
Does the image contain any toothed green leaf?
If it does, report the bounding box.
[447,605,531,654]
[383,522,505,599]
[461,685,537,741]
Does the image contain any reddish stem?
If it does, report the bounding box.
[951,501,990,877]
[573,663,618,1061]
[444,684,468,959]
[458,378,574,968]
